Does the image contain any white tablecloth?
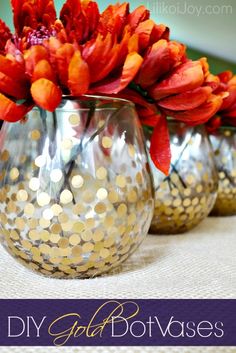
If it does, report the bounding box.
[0,217,235,352]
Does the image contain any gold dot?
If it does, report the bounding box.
[136,172,143,184]
[128,144,135,158]
[102,136,113,149]
[50,233,61,243]
[108,190,119,203]
[17,189,28,202]
[10,230,20,240]
[61,221,73,232]
[58,213,69,223]
[196,162,203,171]
[73,221,85,233]
[61,138,73,150]
[192,197,199,206]
[60,190,73,204]
[51,204,63,216]
[51,224,62,234]
[73,203,85,215]
[24,203,35,216]
[50,169,63,183]
[10,168,19,181]
[173,199,181,208]
[0,150,9,162]
[186,175,195,185]
[30,129,41,140]
[171,188,179,197]
[69,234,81,246]
[71,175,84,188]
[40,230,50,242]
[82,191,94,203]
[99,248,110,259]
[15,218,25,231]
[43,208,54,220]
[72,246,82,257]
[196,185,203,193]
[39,218,50,228]
[37,192,51,206]
[116,175,126,188]
[29,230,40,241]
[95,202,106,214]
[96,188,108,200]
[117,203,127,216]
[184,188,191,197]
[224,130,231,137]
[29,177,40,191]
[92,229,104,241]
[82,243,94,252]
[69,114,80,126]
[85,218,95,229]
[21,239,32,250]
[35,155,46,167]
[183,198,191,207]
[127,190,138,203]
[96,167,107,180]
[103,216,114,227]
[58,237,69,248]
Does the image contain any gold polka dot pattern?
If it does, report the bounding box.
[0,105,153,278]
[210,129,236,216]
[147,123,218,234]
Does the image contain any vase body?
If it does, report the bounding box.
[0,97,154,278]
[210,127,236,216]
[146,121,218,234]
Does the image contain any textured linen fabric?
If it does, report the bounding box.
[0,217,235,352]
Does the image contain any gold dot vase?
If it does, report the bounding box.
[0,96,154,278]
[209,127,236,216]
[145,121,218,234]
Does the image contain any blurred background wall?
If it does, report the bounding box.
[0,0,235,73]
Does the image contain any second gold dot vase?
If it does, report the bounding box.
[0,96,154,278]
[209,127,236,216]
[145,121,218,234]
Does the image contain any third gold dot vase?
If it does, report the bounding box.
[209,127,236,216]
[0,96,154,278]
[146,121,218,234]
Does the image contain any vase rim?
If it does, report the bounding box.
[61,94,135,107]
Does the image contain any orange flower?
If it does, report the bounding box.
[0,0,227,175]
[207,71,236,131]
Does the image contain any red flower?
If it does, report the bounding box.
[0,0,227,175]
[207,71,236,131]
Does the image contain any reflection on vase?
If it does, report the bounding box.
[146,121,218,234]
[210,127,236,216]
[0,96,154,278]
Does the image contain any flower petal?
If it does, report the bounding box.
[0,19,12,54]
[150,117,171,176]
[83,33,119,83]
[32,59,55,83]
[24,45,49,76]
[31,78,62,112]
[90,52,143,94]
[68,51,90,96]
[163,94,223,125]
[149,60,204,100]
[60,0,100,43]
[0,93,33,122]
[128,5,150,30]
[158,86,212,111]
[55,43,75,87]
[136,40,185,88]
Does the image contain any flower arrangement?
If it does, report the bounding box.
[0,0,227,174]
[207,71,236,131]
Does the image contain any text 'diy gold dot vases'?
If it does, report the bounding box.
[210,127,236,216]
[146,121,218,234]
[0,96,154,278]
